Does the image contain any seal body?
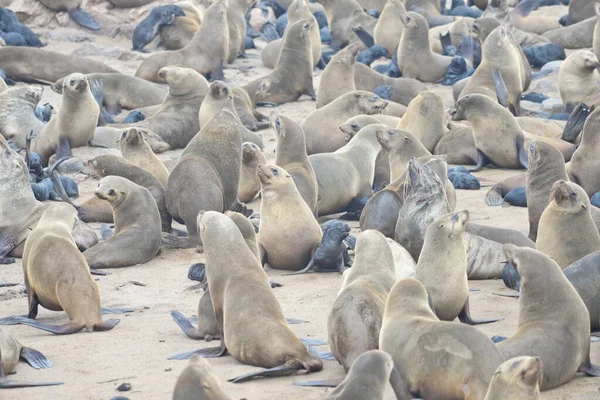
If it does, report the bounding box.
[238,142,265,203]
[0,86,44,150]
[172,355,231,400]
[119,127,170,186]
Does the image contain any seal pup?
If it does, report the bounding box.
[309,124,383,216]
[82,176,162,269]
[132,5,186,51]
[566,107,600,196]
[396,90,446,152]
[379,278,505,399]
[558,50,600,113]
[536,180,600,269]
[188,211,322,382]
[303,91,388,155]
[119,127,169,186]
[164,109,242,250]
[328,230,397,372]
[0,86,44,150]
[273,113,318,215]
[258,164,322,270]
[484,356,542,400]
[316,42,361,108]
[315,0,377,49]
[38,0,100,30]
[172,355,231,400]
[32,73,100,166]
[5,203,119,334]
[0,328,63,388]
[158,1,206,50]
[498,245,600,390]
[135,0,229,82]
[238,142,265,203]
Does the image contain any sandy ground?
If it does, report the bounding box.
[1,2,600,399]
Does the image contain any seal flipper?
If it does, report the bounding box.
[492,68,510,110]
[228,360,307,383]
[229,199,253,217]
[503,262,520,291]
[511,0,540,18]
[458,297,502,325]
[188,263,206,283]
[579,359,600,377]
[67,7,101,31]
[211,60,225,82]
[439,32,452,52]
[161,232,197,249]
[562,103,593,143]
[261,21,280,42]
[20,347,53,369]
[92,319,120,331]
[101,307,133,315]
[56,136,73,160]
[168,339,227,360]
[293,378,344,387]
[170,310,205,340]
[517,137,529,169]
[468,150,492,172]
[389,365,412,400]
[47,158,78,208]
[4,317,86,335]
[283,259,317,275]
[352,27,374,48]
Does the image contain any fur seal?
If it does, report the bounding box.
[379,278,505,399]
[38,0,100,30]
[316,42,361,108]
[232,87,269,132]
[543,15,595,50]
[558,50,600,113]
[172,355,231,400]
[405,0,454,27]
[303,91,387,155]
[257,164,322,270]
[567,106,600,196]
[374,0,406,55]
[0,86,44,150]
[309,124,383,215]
[354,62,426,106]
[396,90,445,152]
[158,1,206,51]
[164,109,242,250]
[564,250,600,332]
[225,0,254,63]
[536,180,600,269]
[135,0,229,82]
[191,211,322,382]
[498,245,600,390]
[328,230,397,372]
[0,328,63,388]
[567,0,596,26]
[315,0,376,49]
[82,176,162,269]
[238,142,266,203]
[119,127,169,186]
[32,73,100,166]
[433,125,478,165]
[132,4,186,51]
[273,113,318,215]
[484,356,542,400]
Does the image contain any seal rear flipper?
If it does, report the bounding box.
[0,377,64,388]
[47,158,77,208]
[579,360,600,377]
[93,319,120,332]
[317,351,335,360]
[285,318,307,324]
[162,232,196,249]
[492,68,510,110]
[20,347,53,369]
[170,310,205,340]
[228,361,305,383]
[293,378,344,387]
[101,308,133,315]
[502,262,520,291]
[389,365,412,400]
[352,27,375,48]
[0,257,15,265]
[439,32,452,52]
[458,297,502,325]
[485,188,505,206]
[7,317,85,335]
[229,199,253,217]
[168,340,227,360]
[90,268,110,276]
[67,7,101,31]
[468,150,491,172]
[562,103,593,143]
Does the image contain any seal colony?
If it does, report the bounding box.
[0,0,599,398]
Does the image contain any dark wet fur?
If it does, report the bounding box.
[504,186,527,207]
[448,168,480,190]
[562,103,594,143]
[132,5,184,51]
[0,8,43,47]
[34,103,53,123]
[521,92,548,103]
[122,110,146,124]
[522,44,566,68]
[373,52,401,77]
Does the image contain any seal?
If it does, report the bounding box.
[225,0,254,63]
[354,62,426,106]
[558,50,600,113]
[484,356,542,400]
[232,87,269,132]
[567,106,600,196]
[164,109,242,250]
[379,278,505,399]
[131,5,185,51]
[566,0,595,26]
[238,142,266,203]
[38,0,100,30]
[4,203,119,334]
[405,0,454,27]
[536,180,600,269]
[82,176,162,269]
[327,230,397,371]
[184,211,322,382]
[303,91,388,155]
[119,127,170,186]
[374,0,406,55]
[309,124,383,215]
[433,124,478,165]
[273,113,318,215]
[257,164,322,270]
[316,42,361,108]
[564,250,600,332]
[498,244,600,390]
[0,86,44,150]
[0,328,63,388]
[135,0,229,83]
[315,0,377,49]
[543,16,595,50]
[396,90,446,152]
[172,355,231,400]
[32,73,100,166]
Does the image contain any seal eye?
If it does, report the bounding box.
[70,79,76,86]
[271,168,278,175]
[351,124,358,130]
[570,191,576,198]
[108,189,116,196]
[369,96,378,103]
[387,131,393,137]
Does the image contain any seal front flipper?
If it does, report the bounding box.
[492,68,510,111]
[67,7,101,31]
[517,137,529,169]
[293,377,344,387]
[562,103,593,143]
[352,27,375,48]
[468,150,491,172]
[4,317,86,335]
[578,359,600,377]
[457,297,502,325]
[439,32,452,52]
[503,262,521,291]
[389,364,412,400]
[20,347,53,369]
[170,310,205,340]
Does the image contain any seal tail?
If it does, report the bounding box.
[67,7,101,31]
[562,102,594,143]
[0,378,64,388]
[352,27,374,48]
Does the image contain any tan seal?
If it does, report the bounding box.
[558,50,600,113]
[396,90,446,152]
[119,127,170,186]
[315,0,376,49]
[354,62,426,106]
[567,107,600,196]
[238,142,266,203]
[374,0,406,55]
[484,356,542,400]
[0,86,44,150]
[172,355,231,400]
[316,42,361,108]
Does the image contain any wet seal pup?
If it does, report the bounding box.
[172,355,231,400]
[380,278,505,399]
[82,176,162,269]
[238,142,266,203]
[32,73,100,166]
[135,0,229,83]
[315,0,377,49]
[132,5,185,51]
[183,211,322,382]
[119,127,170,186]
[316,42,361,109]
[328,230,397,372]
[396,90,446,152]
[0,328,63,388]
[536,180,600,269]
[2,203,119,334]
[164,109,242,250]
[484,356,542,400]
[38,0,100,30]
[273,113,318,215]
[309,124,383,216]
[258,164,322,270]
[498,245,600,390]
[303,91,388,155]
[0,86,44,150]
[567,106,600,195]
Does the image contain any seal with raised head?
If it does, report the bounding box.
[119,127,170,186]
[273,113,318,215]
[396,90,446,153]
[567,106,600,196]
[172,355,231,400]
[498,245,600,390]
[0,85,44,150]
[238,142,266,203]
[374,0,406,55]
[379,278,505,399]
[82,176,162,269]
[558,50,600,113]
[484,356,542,400]
[258,164,322,270]
[316,42,361,108]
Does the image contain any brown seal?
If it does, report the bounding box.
[0,86,44,150]
[379,278,505,399]
[433,124,478,165]
[119,127,170,186]
[135,0,229,82]
[567,106,600,195]
[558,50,600,113]
[225,0,254,63]
[396,90,446,152]
[32,73,100,166]
[354,62,426,106]
[374,0,406,55]
[315,0,376,49]
[158,1,206,50]
[82,176,162,269]
[172,355,231,400]
[164,109,242,250]
[536,180,600,269]
[257,164,322,270]
[238,142,266,203]
[231,87,269,132]
[498,245,600,390]
[484,357,542,400]
[273,113,318,215]
[316,42,361,108]
[543,15,595,49]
